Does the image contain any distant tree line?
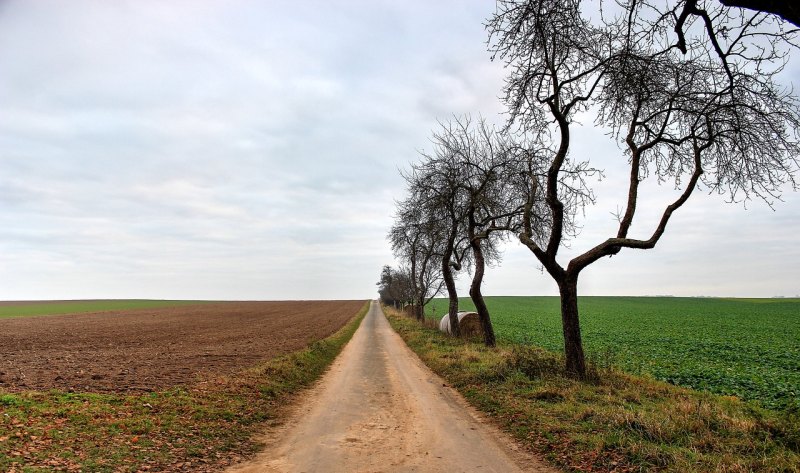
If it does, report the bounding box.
[376,265,414,308]
[380,0,799,378]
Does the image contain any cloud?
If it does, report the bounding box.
[1,0,798,300]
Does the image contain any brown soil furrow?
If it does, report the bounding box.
[0,300,364,392]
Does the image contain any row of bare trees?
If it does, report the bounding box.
[386,118,536,346]
[384,0,799,378]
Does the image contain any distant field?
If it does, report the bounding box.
[0,299,208,318]
[426,296,800,410]
[0,300,365,392]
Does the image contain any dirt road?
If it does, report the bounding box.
[229,301,554,473]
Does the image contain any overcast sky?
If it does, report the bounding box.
[1,0,798,301]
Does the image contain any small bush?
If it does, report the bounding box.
[506,345,563,379]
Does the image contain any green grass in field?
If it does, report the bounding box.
[0,300,210,319]
[426,296,800,410]
[387,306,800,473]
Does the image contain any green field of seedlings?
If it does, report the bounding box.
[0,300,207,319]
[426,296,800,410]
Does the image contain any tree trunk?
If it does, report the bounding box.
[469,262,496,347]
[410,255,419,319]
[415,263,426,321]
[442,254,460,337]
[558,276,586,378]
[468,221,496,347]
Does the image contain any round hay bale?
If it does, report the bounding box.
[438,313,450,333]
[439,311,483,338]
[458,312,482,338]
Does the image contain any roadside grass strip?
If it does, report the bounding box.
[386,307,800,473]
[0,301,369,472]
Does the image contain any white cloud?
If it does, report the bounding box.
[0,0,798,300]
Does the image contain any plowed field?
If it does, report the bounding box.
[0,300,364,393]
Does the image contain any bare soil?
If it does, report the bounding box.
[0,300,364,393]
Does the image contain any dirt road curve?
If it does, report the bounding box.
[229,301,554,473]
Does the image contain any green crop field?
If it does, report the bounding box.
[426,296,800,410]
[0,299,208,319]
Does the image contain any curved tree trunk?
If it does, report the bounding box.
[558,275,586,378]
[469,246,496,347]
[467,212,496,347]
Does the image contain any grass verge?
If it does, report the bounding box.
[0,301,369,472]
[385,307,800,473]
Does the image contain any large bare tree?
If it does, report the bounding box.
[433,116,534,346]
[488,0,800,377]
[402,140,473,337]
[395,117,546,346]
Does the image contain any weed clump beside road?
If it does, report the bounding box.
[386,307,800,473]
[0,302,369,472]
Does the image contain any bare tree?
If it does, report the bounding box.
[431,116,536,346]
[395,117,542,346]
[401,132,475,337]
[488,0,800,377]
[389,199,445,320]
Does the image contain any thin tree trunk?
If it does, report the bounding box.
[415,261,426,321]
[442,253,460,337]
[414,288,424,320]
[441,212,460,336]
[558,275,586,378]
[411,255,419,319]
